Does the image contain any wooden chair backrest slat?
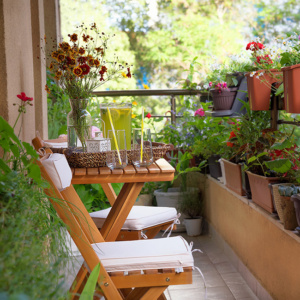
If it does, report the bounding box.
[61,186,104,244]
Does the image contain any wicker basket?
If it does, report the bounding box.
[49,143,173,168]
[272,184,298,230]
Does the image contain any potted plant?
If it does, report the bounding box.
[244,129,299,213]
[192,115,228,179]
[280,33,300,113]
[178,189,204,236]
[221,101,271,196]
[264,136,300,228]
[244,40,283,110]
[154,151,206,232]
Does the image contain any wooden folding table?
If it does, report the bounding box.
[71,158,175,242]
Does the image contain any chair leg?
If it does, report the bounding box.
[69,264,89,299]
[144,227,163,239]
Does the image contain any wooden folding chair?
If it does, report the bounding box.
[37,156,194,300]
[32,136,179,241]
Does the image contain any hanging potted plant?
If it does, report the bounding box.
[244,40,283,111]
[280,33,300,113]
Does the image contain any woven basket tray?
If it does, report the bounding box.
[49,142,173,168]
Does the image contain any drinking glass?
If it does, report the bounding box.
[106,129,128,170]
[132,128,153,167]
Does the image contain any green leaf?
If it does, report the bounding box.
[275,83,284,96]
[265,158,292,173]
[27,164,42,182]
[232,78,238,86]
[22,142,38,158]
[79,263,100,300]
[257,151,268,158]
[0,158,11,174]
[271,139,293,150]
[247,156,257,164]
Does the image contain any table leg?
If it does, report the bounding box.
[100,182,144,241]
[100,183,117,206]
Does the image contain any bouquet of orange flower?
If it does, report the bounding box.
[45,23,132,150]
[47,22,131,99]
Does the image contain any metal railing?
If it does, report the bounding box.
[92,89,206,124]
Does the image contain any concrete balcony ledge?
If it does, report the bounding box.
[204,175,300,300]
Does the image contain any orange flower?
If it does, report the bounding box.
[56,54,65,63]
[88,58,95,66]
[49,62,54,71]
[51,51,59,59]
[94,59,100,67]
[59,42,71,52]
[78,47,85,55]
[69,33,78,42]
[73,66,83,77]
[45,85,50,94]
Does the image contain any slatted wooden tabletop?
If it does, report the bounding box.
[71,158,175,184]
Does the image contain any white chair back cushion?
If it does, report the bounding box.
[41,153,72,191]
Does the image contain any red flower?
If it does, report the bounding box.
[146,113,151,119]
[256,54,273,65]
[227,142,234,147]
[229,131,236,139]
[80,63,90,75]
[246,41,264,51]
[126,67,131,78]
[17,92,33,102]
[78,56,87,64]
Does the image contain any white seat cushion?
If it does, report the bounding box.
[90,206,177,230]
[90,236,194,272]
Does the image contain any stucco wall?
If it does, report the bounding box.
[205,177,300,300]
[0,0,60,143]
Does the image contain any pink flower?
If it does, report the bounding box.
[194,108,205,117]
[17,92,33,102]
[146,113,151,119]
[209,82,212,87]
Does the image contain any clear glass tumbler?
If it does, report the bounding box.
[106,129,128,170]
[132,128,153,167]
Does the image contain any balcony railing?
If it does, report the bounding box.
[92,89,208,124]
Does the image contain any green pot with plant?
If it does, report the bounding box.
[46,23,131,151]
[280,33,300,113]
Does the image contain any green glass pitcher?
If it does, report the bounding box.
[99,103,132,150]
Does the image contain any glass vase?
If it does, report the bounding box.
[67,98,92,151]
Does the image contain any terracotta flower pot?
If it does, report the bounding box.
[222,159,245,196]
[210,87,238,110]
[246,69,283,111]
[282,63,300,113]
[246,171,279,213]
